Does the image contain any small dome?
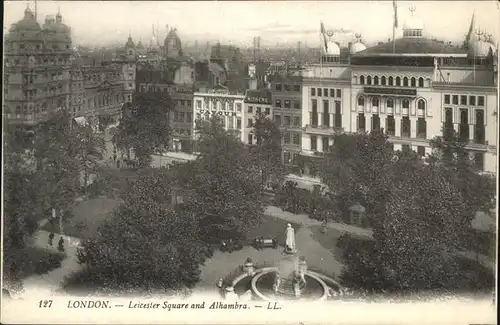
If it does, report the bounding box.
[12,7,41,31]
[469,39,493,57]
[325,40,340,56]
[164,29,182,48]
[125,35,135,48]
[350,41,366,54]
[403,15,424,31]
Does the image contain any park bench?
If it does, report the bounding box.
[253,237,278,250]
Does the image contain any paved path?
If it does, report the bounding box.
[21,229,83,297]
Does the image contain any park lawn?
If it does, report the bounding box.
[245,214,302,246]
[41,196,122,239]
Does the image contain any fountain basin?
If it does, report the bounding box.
[250,267,329,302]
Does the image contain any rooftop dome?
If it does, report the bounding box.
[350,35,366,54]
[469,39,494,57]
[125,35,135,48]
[12,6,41,31]
[164,28,182,48]
[325,40,340,56]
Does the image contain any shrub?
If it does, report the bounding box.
[35,252,64,275]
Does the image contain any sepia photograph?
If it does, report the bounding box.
[2,0,498,324]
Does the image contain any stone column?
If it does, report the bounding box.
[410,118,417,138]
[318,113,322,126]
[365,115,372,133]
[330,113,334,128]
[395,117,401,137]
[469,124,475,142]
[380,116,387,133]
[453,123,459,134]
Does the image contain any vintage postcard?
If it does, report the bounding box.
[1,0,498,324]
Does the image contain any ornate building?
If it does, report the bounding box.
[4,6,73,125]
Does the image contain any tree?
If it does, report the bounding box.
[252,113,284,187]
[114,91,172,167]
[182,117,264,242]
[69,169,209,293]
[97,114,114,132]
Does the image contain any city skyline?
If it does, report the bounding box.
[4,1,500,48]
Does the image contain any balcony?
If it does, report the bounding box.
[401,131,410,138]
[386,130,395,136]
[363,86,417,97]
[416,132,427,139]
[305,124,343,135]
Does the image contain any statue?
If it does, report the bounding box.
[285,223,296,253]
[273,272,281,294]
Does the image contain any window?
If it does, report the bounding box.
[284,100,291,109]
[318,88,322,96]
[402,117,411,137]
[367,76,372,85]
[323,100,330,127]
[357,113,366,132]
[478,96,485,106]
[335,101,342,128]
[265,107,270,115]
[396,77,401,86]
[323,88,328,97]
[360,76,365,85]
[247,119,253,127]
[310,136,317,150]
[284,84,291,91]
[284,133,291,144]
[372,97,379,107]
[372,114,381,131]
[293,100,301,109]
[293,133,301,145]
[418,77,424,87]
[311,88,316,96]
[469,96,476,106]
[284,116,291,126]
[403,77,409,87]
[374,76,379,85]
[402,144,410,153]
[381,76,386,85]
[283,151,291,164]
[247,106,253,113]
[402,99,409,109]
[293,85,301,92]
[460,95,467,105]
[275,83,282,91]
[336,89,341,98]
[330,89,335,97]
[387,98,394,108]
[275,115,282,125]
[236,103,242,112]
[237,118,242,129]
[275,99,282,108]
[248,134,253,145]
[388,76,394,86]
[293,116,301,126]
[322,137,329,152]
[187,112,192,122]
[474,153,484,171]
[411,77,416,87]
[417,99,425,110]
[452,95,458,105]
[386,115,395,135]
[358,96,365,106]
[444,95,450,104]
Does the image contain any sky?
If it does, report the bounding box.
[4,1,500,48]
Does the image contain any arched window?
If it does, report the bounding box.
[403,77,409,87]
[411,77,416,87]
[367,76,372,85]
[417,99,426,110]
[388,76,394,86]
[372,97,379,107]
[396,77,401,86]
[374,76,379,85]
[418,77,424,87]
[381,76,386,85]
[402,99,409,109]
[358,96,365,106]
[360,75,365,85]
[387,98,394,108]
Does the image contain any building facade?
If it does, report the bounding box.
[4,7,72,125]
[243,88,273,145]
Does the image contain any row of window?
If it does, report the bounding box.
[195,99,243,112]
[17,43,71,51]
[173,111,193,123]
[274,83,301,92]
[248,106,271,115]
[359,75,425,88]
[197,114,243,130]
[444,94,485,107]
[310,88,342,98]
[356,114,427,138]
[6,56,71,67]
[274,115,302,127]
[357,96,426,110]
[274,99,301,109]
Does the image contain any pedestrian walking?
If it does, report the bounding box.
[57,237,65,252]
[48,232,55,246]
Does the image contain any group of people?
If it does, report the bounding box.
[48,232,65,252]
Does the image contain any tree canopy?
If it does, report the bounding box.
[182,117,265,242]
[114,91,172,167]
